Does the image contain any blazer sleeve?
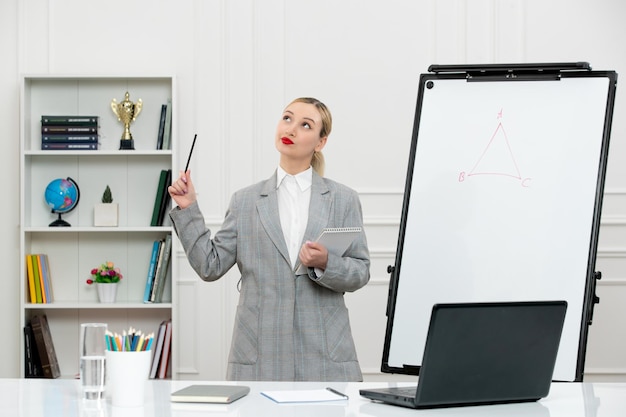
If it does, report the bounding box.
[169,200,238,281]
[313,189,370,293]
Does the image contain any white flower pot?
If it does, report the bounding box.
[94,203,119,227]
[96,283,118,303]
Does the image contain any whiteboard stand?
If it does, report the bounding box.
[381,62,617,382]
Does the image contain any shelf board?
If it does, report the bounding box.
[23,74,174,81]
[25,226,172,233]
[24,301,172,309]
[24,150,172,157]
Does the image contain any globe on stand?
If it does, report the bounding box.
[45,177,80,227]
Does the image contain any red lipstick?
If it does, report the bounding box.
[281,137,294,145]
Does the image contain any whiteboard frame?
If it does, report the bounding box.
[381,63,617,382]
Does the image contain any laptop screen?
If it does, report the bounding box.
[414,301,567,407]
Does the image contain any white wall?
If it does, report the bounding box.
[1,0,625,381]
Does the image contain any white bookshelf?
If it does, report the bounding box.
[19,75,177,378]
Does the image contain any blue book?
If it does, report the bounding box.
[39,254,53,303]
[151,234,172,303]
[143,240,161,303]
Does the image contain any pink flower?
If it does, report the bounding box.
[87,261,123,284]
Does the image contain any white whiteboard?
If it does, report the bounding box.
[383,72,616,382]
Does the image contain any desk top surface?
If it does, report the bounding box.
[0,379,624,417]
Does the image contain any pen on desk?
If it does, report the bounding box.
[184,133,197,172]
[326,387,349,400]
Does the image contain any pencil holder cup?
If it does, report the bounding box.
[105,350,151,407]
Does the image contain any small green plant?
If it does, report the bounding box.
[102,185,113,203]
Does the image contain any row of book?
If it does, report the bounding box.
[40,99,173,151]
[150,319,173,379]
[156,100,173,150]
[24,315,61,378]
[24,314,172,380]
[41,115,100,150]
[26,254,54,304]
[151,169,172,226]
[26,242,172,305]
[143,235,173,303]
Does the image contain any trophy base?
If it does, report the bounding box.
[119,139,135,150]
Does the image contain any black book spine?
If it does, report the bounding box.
[42,126,98,134]
[42,134,99,143]
[41,116,99,126]
[41,142,98,150]
[156,104,167,149]
[24,324,39,377]
[157,169,172,226]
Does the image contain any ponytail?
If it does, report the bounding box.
[312,151,325,177]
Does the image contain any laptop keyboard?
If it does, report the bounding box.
[385,386,417,398]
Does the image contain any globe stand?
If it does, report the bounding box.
[49,212,71,227]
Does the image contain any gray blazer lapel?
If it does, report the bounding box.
[256,172,291,265]
[303,171,331,243]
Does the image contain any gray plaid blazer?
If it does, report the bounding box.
[169,170,370,381]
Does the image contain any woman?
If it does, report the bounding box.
[168,97,370,381]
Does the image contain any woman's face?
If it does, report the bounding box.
[275,101,327,162]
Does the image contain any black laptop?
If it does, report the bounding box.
[360,300,567,409]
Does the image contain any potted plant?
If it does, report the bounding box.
[94,185,119,226]
[87,261,123,303]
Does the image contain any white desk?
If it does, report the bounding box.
[0,379,624,416]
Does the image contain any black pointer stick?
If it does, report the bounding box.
[184,134,197,172]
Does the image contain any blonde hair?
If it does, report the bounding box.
[288,97,332,176]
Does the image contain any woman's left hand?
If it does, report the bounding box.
[299,240,328,270]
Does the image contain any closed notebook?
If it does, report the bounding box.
[170,385,250,404]
[294,227,362,275]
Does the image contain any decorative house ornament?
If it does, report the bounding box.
[111,91,143,150]
[86,261,123,303]
[94,185,119,227]
[45,177,80,227]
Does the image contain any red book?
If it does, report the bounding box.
[158,320,172,379]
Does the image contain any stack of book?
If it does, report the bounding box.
[41,115,99,150]
[149,319,172,379]
[25,254,54,304]
[143,235,172,303]
[23,314,61,378]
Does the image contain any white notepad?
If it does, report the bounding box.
[261,388,348,403]
[294,227,362,275]
[170,384,250,404]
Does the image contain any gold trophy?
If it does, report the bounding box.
[111,91,143,150]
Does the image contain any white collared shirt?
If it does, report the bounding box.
[276,166,312,267]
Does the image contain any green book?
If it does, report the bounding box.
[31,255,43,303]
[150,170,168,226]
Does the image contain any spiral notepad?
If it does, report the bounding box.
[295,227,362,275]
